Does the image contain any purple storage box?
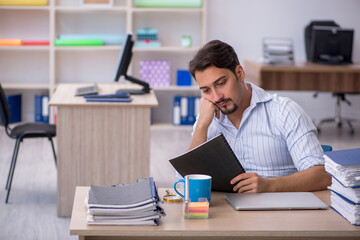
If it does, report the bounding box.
[140,60,171,87]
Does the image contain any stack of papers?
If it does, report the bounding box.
[86,177,165,226]
[324,148,360,225]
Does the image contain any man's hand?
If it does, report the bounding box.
[197,97,219,128]
[188,97,219,151]
[230,166,331,193]
[230,173,270,193]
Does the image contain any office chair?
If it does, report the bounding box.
[0,84,57,203]
[316,93,356,135]
[321,145,332,152]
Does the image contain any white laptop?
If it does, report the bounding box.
[224,192,328,210]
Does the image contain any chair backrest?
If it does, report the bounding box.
[0,84,10,127]
[321,145,333,152]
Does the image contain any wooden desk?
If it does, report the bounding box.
[70,187,360,240]
[244,60,360,92]
[49,83,158,217]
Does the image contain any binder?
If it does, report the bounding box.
[35,95,49,123]
[169,133,246,192]
[173,97,181,125]
[180,96,188,125]
[22,40,49,46]
[54,38,103,46]
[35,95,43,122]
[0,39,22,46]
[42,95,49,123]
[58,34,124,45]
[0,0,47,6]
[331,191,360,225]
[7,94,22,123]
[187,96,195,124]
[86,177,165,226]
[173,96,201,126]
[324,148,360,187]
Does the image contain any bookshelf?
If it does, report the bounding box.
[0,0,206,124]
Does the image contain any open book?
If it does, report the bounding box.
[169,134,245,192]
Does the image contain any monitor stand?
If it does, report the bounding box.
[318,54,350,65]
[116,75,150,95]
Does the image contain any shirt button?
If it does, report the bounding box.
[237,137,241,141]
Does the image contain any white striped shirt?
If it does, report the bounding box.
[193,82,324,178]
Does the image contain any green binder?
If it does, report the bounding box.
[55,38,103,46]
[134,0,202,8]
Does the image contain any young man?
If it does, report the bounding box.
[188,40,331,193]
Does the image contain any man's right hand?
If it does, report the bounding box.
[197,97,219,129]
[188,97,218,151]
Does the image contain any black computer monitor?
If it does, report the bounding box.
[310,26,354,65]
[114,34,150,94]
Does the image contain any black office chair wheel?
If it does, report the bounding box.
[349,129,355,135]
[337,122,342,128]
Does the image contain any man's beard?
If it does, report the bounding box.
[216,98,238,115]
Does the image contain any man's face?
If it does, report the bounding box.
[195,65,245,115]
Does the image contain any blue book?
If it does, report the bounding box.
[7,94,22,123]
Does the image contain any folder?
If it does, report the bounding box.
[55,38,103,46]
[324,148,360,187]
[22,40,49,46]
[0,39,22,46]
[35,95,49,123]
[7,94,22,123]
[173,97,181,125]
[0,0,47,6]
[169,133,246,192]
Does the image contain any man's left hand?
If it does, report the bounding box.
[230,173,271,193]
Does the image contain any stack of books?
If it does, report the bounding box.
[86,177,165,226]
[324,148,360,225]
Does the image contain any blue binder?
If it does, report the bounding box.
[7,94,22,123]
[173,96,181,125]
[325,148,360,166]
[35,95,49,123]
[173,96,201,125]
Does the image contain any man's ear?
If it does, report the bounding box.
[236,65,245,82]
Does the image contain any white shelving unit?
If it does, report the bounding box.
[0,0,206,124]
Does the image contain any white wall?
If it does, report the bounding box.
[206,0,360,121]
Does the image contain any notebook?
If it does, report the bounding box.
[225,192,328,210]
[169,134,245,192]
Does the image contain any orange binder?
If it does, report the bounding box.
[0,39,22,46]
[0,0,47,6]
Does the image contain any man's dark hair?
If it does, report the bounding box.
[189,40,240,79]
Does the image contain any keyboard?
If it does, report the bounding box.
[75,85,99,96]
